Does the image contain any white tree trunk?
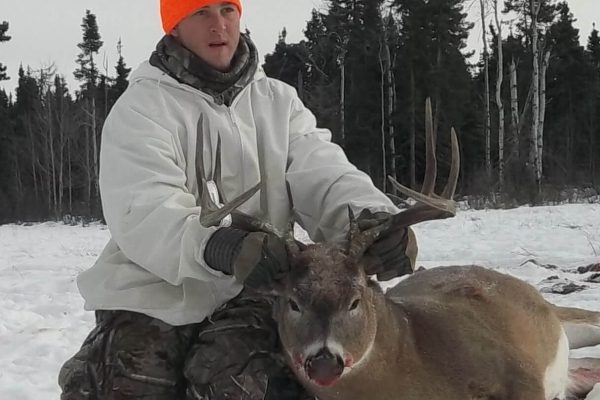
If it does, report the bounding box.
[510,58,520,159]
[380,34,397,186]
[91,96,98,206]
[494,0,505,189]
[47,91,57,218]
[480,0,492,183]
[297,70,303,100]
[537,49,551,185]
[530,0,541,190]
[28,120,39,199]
[388,54,397,185]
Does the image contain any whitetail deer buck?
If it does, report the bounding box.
[199,99,600,400]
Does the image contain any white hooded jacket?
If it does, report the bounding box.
[77,61,399,326]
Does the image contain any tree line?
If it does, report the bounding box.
[0,0,599,223]
[0,11,131,222]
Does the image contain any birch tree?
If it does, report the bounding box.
[493,0,505,188]
[479,0,492,183]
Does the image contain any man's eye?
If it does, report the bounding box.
[222,6,236,14]
[195,9,208,16]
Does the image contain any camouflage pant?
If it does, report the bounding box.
[58,295,311,400]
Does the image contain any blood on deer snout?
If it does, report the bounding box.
[274,244,379,387]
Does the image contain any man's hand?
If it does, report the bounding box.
[356,209,417,280]
[204,227,289,289]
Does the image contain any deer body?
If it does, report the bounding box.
[276,250,570,400]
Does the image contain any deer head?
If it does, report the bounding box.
[198,98,460,389]
[272,240,381,387]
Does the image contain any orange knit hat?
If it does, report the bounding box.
[161,0,242,33]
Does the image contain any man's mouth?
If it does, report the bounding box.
[209,42,227,47]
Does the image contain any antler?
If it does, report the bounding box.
[196,119,300,255]
[347,98,460,258]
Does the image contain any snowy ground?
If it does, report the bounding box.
[1,203,600,399]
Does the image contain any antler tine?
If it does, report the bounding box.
[384,99,461,228]
[284,219,304,259]
[441,128,460,199]
[198,131,262,228]
[387,176,456,214]
[421,98,437,195]
[213,135,228,204]
[345,206,392,259]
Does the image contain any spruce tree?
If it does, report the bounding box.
[263,28,309,93]
[0,21,11,81]
[301,8,347,141]
[113,38,131,99]
[393,0,475,190]
[74,10,103,92]
[544,1,588,183]
[0,87,14,221]
[587,25,600,68]
[74,10,103,216]
[586,25,600,185]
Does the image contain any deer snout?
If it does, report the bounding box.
[305,347,345,387]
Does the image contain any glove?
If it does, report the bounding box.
[204,227,290,289]
[356,209,417,281]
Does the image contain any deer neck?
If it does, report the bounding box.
[312,290,421,400]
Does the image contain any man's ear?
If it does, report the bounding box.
[170,27,179,37]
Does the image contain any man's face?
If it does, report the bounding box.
[172,2,241,72]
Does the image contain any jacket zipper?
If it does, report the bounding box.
[226,107,246,190]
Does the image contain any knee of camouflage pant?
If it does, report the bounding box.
[183,295,313,400]
[59,310,197,400]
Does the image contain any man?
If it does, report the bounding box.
[58,1,415,399]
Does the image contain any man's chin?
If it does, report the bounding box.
[205,56,234,72]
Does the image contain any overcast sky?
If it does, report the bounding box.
[0,0,598,95]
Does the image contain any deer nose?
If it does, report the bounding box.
[305,348,345,387]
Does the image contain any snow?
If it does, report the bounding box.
[1,203,600,399]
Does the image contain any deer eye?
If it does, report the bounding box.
[349,298,361,311]
[288,299,300,312]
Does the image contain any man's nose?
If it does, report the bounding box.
[207,14,226,33]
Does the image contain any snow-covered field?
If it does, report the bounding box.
[1,203,600,399]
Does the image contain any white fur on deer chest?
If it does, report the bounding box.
[544,328,569,400]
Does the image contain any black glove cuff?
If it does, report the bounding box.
[204,227,249,275]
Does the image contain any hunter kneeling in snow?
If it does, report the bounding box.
[57,1,414,399]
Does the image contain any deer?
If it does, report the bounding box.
[197,99,600,400]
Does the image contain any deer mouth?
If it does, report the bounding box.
[304,349,345,387]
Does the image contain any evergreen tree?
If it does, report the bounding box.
[300,8,347,143]
[0,21,11,81]
[586,25,600,185]
[393,0,475,191]
[0,87,15,221]
[339,0,387,180]
[503,0,557,35]
[14,66,44,219]
[263,28,309,94]
[588,26,600,68]
[544,1,589,183]
[74,10,103,92]
[113,38,131,99]
[74,10,104,215]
